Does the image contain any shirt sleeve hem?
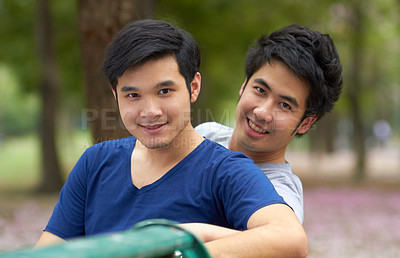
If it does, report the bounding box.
[44,226,73,240]
[243,200,290,230]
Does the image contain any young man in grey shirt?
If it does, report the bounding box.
[196,25,343,223]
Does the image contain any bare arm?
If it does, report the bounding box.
[204,204,308,258]
[35,231,65,248]
[179,223,240,242]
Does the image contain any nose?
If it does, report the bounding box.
[253,101,273,123]
[139,98,162,119]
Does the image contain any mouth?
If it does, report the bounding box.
[141,124,165,129]
[139,122,168,133]
[247,118,269,134]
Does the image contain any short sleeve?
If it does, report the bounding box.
[215,154,286,230]
[44,149,90,239]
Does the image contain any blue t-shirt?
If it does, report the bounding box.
[45,137,285,239]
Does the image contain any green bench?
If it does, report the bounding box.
[0,219,210,258]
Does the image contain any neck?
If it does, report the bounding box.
[135,124,204,164]
[242,149,286,164]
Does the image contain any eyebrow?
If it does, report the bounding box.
[254,78,299,108]
[120,86,138,92]
[281,95,299,108]
[120,80,176,92]
[156,80,175,88]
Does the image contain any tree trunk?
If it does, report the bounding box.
[310,112,337,154]
[35,0,64,192]
[78,0,155,144]
[348,1,367,182]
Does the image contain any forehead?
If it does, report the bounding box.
[127,55,179,75]
[117,56,183,88]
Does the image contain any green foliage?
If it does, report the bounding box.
[51,0,83,96]
[155,0,351,123]
[331,0,400,130]
[0,0,40,92]
[155,0,400,134]
[0,0,399,136]
[0,65,39,135]
[0,0,84,135]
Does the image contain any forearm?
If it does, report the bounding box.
[205,204,308,258]
[179,223,240,242]
[204,223,307,257]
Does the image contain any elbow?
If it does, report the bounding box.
[298,242,308,258]
[293,230,308,258]
[281,224,308,258]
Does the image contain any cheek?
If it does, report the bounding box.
[274,112,302,131]
[235,101,246,122]
[236,95,253,115]
[119,105,138,123]
[167,99,190,120]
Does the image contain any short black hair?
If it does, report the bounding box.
[103,19,201,93]
[244,25,343,130]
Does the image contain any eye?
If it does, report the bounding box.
[159,88,171,95]
[127,93,139,98]
[255,87,265,94]
[280,102,291,110]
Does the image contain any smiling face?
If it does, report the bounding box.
[230,60,316,163]
[114,55,200,149]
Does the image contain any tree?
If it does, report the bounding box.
[78,0,155,144]
[35,0,64,192]
[348,0,367,181]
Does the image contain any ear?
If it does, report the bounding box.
[239,77,248,96]
[297,115,318,134]
[110,85,117,100]
[190,72,201,103]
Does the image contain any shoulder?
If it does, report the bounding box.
[195,122,234,148]
[256,163,302,188]
[200,138,246,159]
[199,139,263,178]
[83,137,136,160]
[256,162,304,223]
[195,122,234,136]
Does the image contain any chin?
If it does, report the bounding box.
[139,137,171,149]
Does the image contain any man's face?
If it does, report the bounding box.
[234,60,315,156]
[114,55,199,149]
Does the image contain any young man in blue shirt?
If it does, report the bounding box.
[35,20,307,257]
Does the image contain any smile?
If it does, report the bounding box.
[248,119,269,134]
[141,124,165,129]
[139,122,168,133]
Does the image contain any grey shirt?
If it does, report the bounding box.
[195,122,304,223]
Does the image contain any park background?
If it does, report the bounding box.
[0,0,399,257]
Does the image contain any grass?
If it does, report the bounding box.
[0,134,40,190]
[0,130,91,191]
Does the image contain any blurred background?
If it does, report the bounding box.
[0,0,399,257]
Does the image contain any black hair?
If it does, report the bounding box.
[244,25,343,135]
[102,19,201,93]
